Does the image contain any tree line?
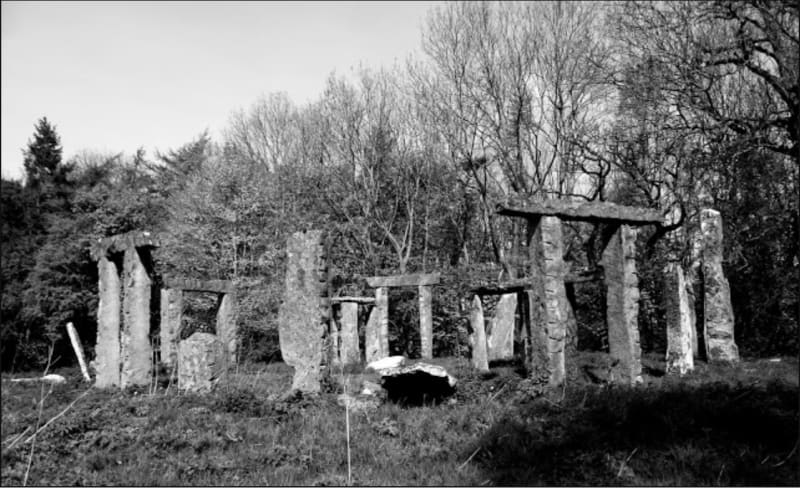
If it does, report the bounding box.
[2,1,797,371]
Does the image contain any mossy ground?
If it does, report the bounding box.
[2,353,797,486]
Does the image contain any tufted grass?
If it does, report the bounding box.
[1,353,797,486]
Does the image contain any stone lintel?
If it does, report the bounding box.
[330,296,376,304]
[470,269,603,295]
[163,276,233,294]
[90,231,160,260]
[365,272,441,288]
[497,200,661,225]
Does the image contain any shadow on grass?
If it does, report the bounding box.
[473,380,799,486]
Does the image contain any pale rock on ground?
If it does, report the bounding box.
[366,355,406,372]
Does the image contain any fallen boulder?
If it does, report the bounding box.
[379,362,457,405]
[366,355,406,373]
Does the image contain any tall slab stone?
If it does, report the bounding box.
[701,209,739,362]
[419,285,433,359]
[365,306,382,364]
[178,332,224,393]
[95,256,121,388]
[278,230,327,393]
[159,288,182,369]
[339,301,360,366]
[121,248,153,388]
[327,319,341,367]
[664,263,694,375]
[602,224,643,385]
[216,291,238,366]
[487,293,516,361]
[469,295,489,372]
[530,216,568,386]
[375,286,389,359]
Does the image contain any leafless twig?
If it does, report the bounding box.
[458,446,482,470]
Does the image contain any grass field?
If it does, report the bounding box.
[2,353,798,486]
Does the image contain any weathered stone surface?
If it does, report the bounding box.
[95,256,121,388]
[487,293,516,361]
[376,286,390,359]
[330,296,375,304]
[327,319,341,367]
[664,263,694,375]
[366,355,406,372]
[338,302,360,366]
[216,291,237,366]
[701,209,739,362]
[469,295,489,372]
[419,285,433,359]
[121,248,153,388]
[379,362,457,404]
[337,393,380,413]
[364,306,382,364]
[470,269,603,295]
[602,224,643,385]
[159,288,182,369]
[365,272,441,288]
[361,379,382,396]
[278,230,327,393]
[685,262,701,358]
[530,216,568,386]
[498,199,661,225]
[90,230,160,260]
[163,276,233,294]
[178,332,224,392]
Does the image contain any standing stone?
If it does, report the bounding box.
[178,332,224,392]
[376,286,390,359]
[278,230,327,393]
[339,301,360,366]
[530,216,568,386]
[469,295,489,372]
[602,224,643,385]
[487,293,516,361]
[95,256,121,388]
[701,209,739,362]
[365,306,382,364]
[159,288,182,369]
[121,248,153,388]
[327,319,341,367]
[419,285,433,359]
[664,263,694,375]
[216,291,237,366]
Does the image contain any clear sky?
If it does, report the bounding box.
[1,0,442,180]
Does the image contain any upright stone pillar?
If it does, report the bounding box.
[375,286,389,359]
[159,288,182,369]
[216,291,237,366]
[701,209,739,362]
[327,319,341,367]
[95,256,121,388]
[664,263,694,375]
[530,216,568,386]
[121,248,153,388]
[487,293,516,361]
[469,295,489,372]
[339,301,360,366]
[418,285,433,359]
[602,224,643,385]
[178,332,224,393]
[278,230,327,393]
[365,306,382,364]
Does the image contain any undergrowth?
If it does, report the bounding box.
[1,354,797,486]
